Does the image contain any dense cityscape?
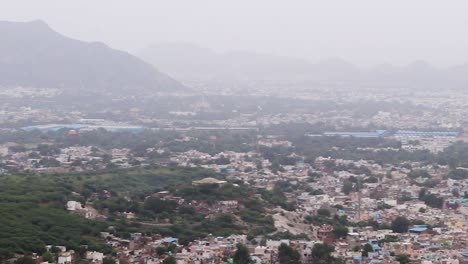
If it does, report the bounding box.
[1,1,468,264]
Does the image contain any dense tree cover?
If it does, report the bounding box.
[285,135,468,169]
[260,146,297,168]
[14,256,36,264]
[172,183,278,237]
[6,122,455,171]
[407,169,431,179]
[116,182,279,244]
[0,128,257,159]
[310,243,339,264]
[233,243,252,264]
[0,202,110,257]
[291,136,435,166]
[94,197,142,214]
[0,167,217,204]
[391,217,410,233]
[418,189,444,209]
[447,169,468,180]
[0,167,219,257]
[174,183,246,203]
[144,197,178,214]
[169,183,275,235]
[278,243,301,264]
[436,141,468,169]
[259,187,296,211]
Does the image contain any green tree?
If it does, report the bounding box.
[15,257,35,264]
[332,225,349,239]
[395,254,410,264]
[233,244,252,264]
[362,244,373,257]
[162,256,176,264]
[407,169,431,179]
[278,243,300,264]
[50,246,61,254]
[342,180,353,195]
[447,169,468,180]
[102,258,116,264]
[42,252,54,263]
[144,197,177,214]
[156,246,167,256]
[310,243,335,264]
[317,208,331,217]
[391,216,410,233]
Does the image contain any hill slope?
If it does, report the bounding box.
[139,42,468,91]
[0,20,184,94]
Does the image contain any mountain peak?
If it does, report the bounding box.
[28,19,48,26]
[0,20,185,94]
[0,19,51,30]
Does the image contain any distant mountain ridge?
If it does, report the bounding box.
[139,42,468,90]
[0,20,185,94]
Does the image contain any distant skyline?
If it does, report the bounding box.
[2,0,468,67]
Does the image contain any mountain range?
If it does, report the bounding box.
[2,20,467,95]
[139,42,468,90]
[0,20,184,95]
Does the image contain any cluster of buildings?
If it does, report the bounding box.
[54,147,467,263]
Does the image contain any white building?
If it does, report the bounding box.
[66,201,83,211]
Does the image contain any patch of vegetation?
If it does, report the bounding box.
[0,167,220,257]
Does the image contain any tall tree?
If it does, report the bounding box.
[162,256,176,264]
[310,243,335,264]
[332,225,349,239]
[395,254,410,264]
[233,244,252,264]
[391,216,410,233]
[42,252,54,263]
[278,243,300,264]
[362,244,373,257]
[342,180,353,195]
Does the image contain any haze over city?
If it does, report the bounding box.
[0,1,468,264]
[2,0,468,67]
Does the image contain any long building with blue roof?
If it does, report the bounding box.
[21,124,145,133]
[323,130,387,138]
[394,130,459,138]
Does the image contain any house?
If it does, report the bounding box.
[58,252,72,264]
[66,201,83,211]
[192,177,227,186]
[86,251,104,263]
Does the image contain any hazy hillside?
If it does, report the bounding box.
[139,42,468,91]
[0,20,185,94]
[139,42,320,81]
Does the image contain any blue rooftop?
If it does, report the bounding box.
[324,130,387,138]
[409,227,428,233]
[164,237,178,243]
[395,130,459,138]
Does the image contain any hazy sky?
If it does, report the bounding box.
[2,0,468,67]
